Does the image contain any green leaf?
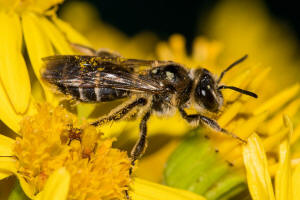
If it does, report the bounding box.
[163,128,246,200]
[8,180,29,200]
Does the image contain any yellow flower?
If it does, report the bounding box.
[0,0,90,133]
[1,104,131,199]
[243,116,300,200]
[0,104,206,200]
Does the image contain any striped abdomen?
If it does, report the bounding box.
[56,84,130,102]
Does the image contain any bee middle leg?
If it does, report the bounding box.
[178,108,246,143]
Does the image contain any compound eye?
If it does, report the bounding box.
[195,76,220,112]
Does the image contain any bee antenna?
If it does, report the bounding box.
[217,55,248,84]
[218,85,258,98]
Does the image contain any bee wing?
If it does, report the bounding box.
[43,54,173,71]
[42,55,165,93]
[82,70,164,93]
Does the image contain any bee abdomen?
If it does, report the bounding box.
[63,86,130,102]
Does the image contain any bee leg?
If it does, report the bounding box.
[70,43,97,55]
[91,98,148,126]
[178,108,247,144]
[70,43,122,57]
[129,110,151,175]
[95,49,122,58]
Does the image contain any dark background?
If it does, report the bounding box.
[61,0,300,47]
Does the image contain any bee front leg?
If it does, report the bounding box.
[129,110,151,175]
[178,108,246,144]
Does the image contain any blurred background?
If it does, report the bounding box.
[58,0,300,50]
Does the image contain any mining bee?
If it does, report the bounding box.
[42,44,257,174]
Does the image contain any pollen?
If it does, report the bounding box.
[14,104,131,199]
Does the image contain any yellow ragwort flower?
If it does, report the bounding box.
[0,0,90,133]
[0,104,206,200]
[0,104,131,199]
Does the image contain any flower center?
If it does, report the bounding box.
[14,104,131,199]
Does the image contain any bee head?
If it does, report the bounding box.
[194,69,223,113]
[194,55,258,113]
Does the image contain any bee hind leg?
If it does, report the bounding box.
[70,43,97,55]
[129,110,151,175]
[178,108,247,144]
[90,98,147,127]
[70,43,121,57]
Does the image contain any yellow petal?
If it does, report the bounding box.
[0,81,22,132]
[243,133,275,200]
[18,174,36,199]
[222,69,251,101]
[220,112,268,157]
[253,84,299,115]
[269,158,300,177]
[0,134,16,179]
[263,128,288,152]
[218,101,242,127]
[53,17,91,46]
[148,113,189,136]
[0,169,13,180]
[292,123,300,144]
[136,141,179,182]
[275,115,292,200]
[22,12,54,81]
[292,164,300,200]
[275,139,292,200]
[77,103,95,120]
[265,98,300,134]
[37,167,70,200]
[33,0,63,13]
[0,0,18,10]
[247,66,271,92]
[21,12,58,103]
[156,42,175,61]
[0,134,14,156]
[169,34,187,63]
[0,157,16,180]
[132,178,206,200]
[0,11,31,113]
[38,16,73,54]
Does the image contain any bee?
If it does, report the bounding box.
[42,44,257,173]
